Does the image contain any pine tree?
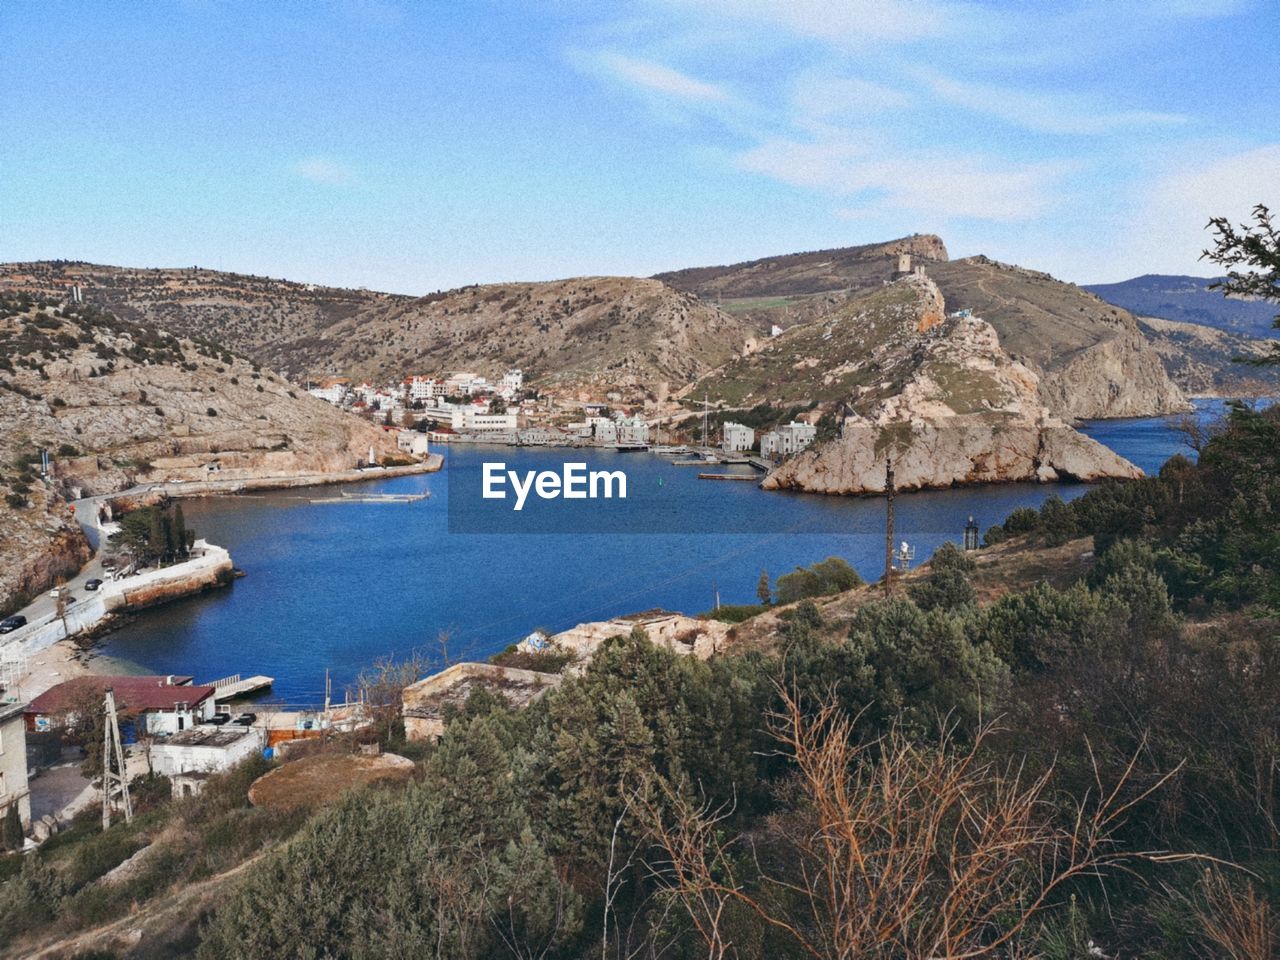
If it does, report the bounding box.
[756,569,771,605]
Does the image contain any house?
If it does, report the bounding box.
[150,725,266,798]
[25,675,216,738]
[760,421,817,458]
[591,418,618,444]
[722,422,754,452]
[402,663,564,742]
[0,701,30,832]
[397,430,430,457]
[406,376,445,401]
[614,415,650,446]
[309,377,350,405]
[451,407,518,433]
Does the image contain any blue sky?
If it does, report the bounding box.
[2,0,1277,293]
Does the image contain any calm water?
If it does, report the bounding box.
[99,402,1232,705]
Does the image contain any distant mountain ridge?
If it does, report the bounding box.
[1085,274,1279,340]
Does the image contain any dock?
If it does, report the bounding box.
[209,674,274,701]
[698,473,758,482]
[311,491,430,504]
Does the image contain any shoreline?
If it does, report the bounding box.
[2,455,444,702]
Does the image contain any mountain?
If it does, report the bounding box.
[661,239,1186,420]
[298,276,750,402]
[1135,315,1280,396]
[0,261,406,377]
[0,292,403,612]
[0,264,749,403]
[1085,274,1279,340]
[689,273,1140,495]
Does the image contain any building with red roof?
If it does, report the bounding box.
[26,675,216,737]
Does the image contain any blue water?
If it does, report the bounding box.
[97,402,1229,705]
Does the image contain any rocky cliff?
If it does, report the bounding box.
[756,278,1142,496]
[0,293,404,612]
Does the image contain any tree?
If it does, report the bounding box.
[755,570,771,606]
[1,801,22,852]
[1203,203,1280,364]
[908,541,977,613]
[776,557,861,604]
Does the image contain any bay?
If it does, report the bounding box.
[98,401,1229,705]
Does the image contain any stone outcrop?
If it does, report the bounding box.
[1036,331,1189,420]
[762,302,1143,496]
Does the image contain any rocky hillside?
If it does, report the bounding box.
[300,276,751,402]
[0,261,406,378]
[661,239,1187,420]
[689,274,1140,496]
[1136,315,1280,396]
[1086,273,1279,340]
[0,292,402,613]
[656,234,949,301]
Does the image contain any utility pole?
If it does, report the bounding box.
[101,689,133,831]
[883,457,896,597]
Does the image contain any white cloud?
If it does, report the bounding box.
[919,71,1187,135]
[657,0,964,46]
[737,138,1061,221]
[293,157,355,186]
[1130,143,1280,275]
[594,52,731,103]
[790,73,911,121]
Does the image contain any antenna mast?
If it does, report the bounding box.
[883,456,896,597]
[101,689,133,831]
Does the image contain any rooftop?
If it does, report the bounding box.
[27,675,213,715]
[0,701,27,724]
[152,725,259,749]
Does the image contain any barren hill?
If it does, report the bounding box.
[661,239,1186,420]
[0,292,402,612]
[690,274,1140,495]
[0,261,406,377]
[302,276,751,402]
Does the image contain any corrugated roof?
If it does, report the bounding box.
[27,675,212,715]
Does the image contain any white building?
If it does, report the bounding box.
[150,726,266,798]
[502,369,523,394]
[615,416,650,446]
[451,407,518,433]
[0,702,30,833]
[722,422,754,452]
[590,417,618,444]
[406,377,445,401]
[308,378,350,405]
[397,430,431,457]
[760,421,817,458]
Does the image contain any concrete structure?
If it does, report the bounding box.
[309,377,350,404]
[25,675,215,737]
[406,376,445,401]
[451,408,518,433]
[760,421,817,458]
[397,430,431,457]
[0,701,30,831]
[402,663,563,742]
[615,416,650,446]
[591,418,618,444]
[0,542,234,661]
[502,369,523,394]
[150,725,266,797]
[722,422,755,452]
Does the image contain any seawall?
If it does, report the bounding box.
[0,542,234,661]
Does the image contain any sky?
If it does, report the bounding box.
[1,0,1277,293]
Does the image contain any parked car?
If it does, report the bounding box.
[48,587,62,599]
[202,713,232,726]
[0,615,27,634]
[85,578,103,591]
[232,712,257,726]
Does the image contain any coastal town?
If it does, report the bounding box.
[307,366,818,461]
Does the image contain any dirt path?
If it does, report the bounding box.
[13,848,270,960]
